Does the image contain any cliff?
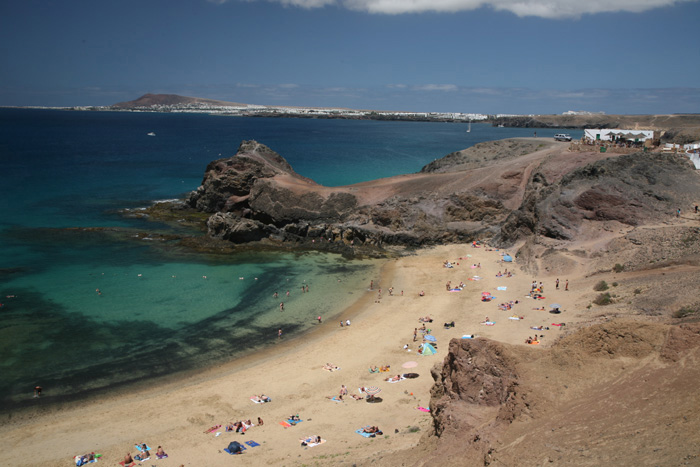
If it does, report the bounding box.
[185,139,700,257]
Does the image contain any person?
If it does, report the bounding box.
[413,328,417,341]
[370,280,374,290]
[695,205,699,214]
[419,290,425,296]
[134,445,150,461]
[339,320,344,327]
[403,343,410,351]
[677,208,681,217]
[565,279,569,291]
[386,374,402,382]
[278,328,282,339]
[124,453,134,464]
[556,278,560,289]
[369,365,379,373]
[345,319,351,326]
[257,417,264,426]
[34,385,42,398]
[280,302,284,311]
[317,315,322,323]
[156,446,168,459]
[340,385,348,396]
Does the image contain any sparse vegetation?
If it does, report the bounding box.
[593,280,609,291]
[673,305,699,319]
[593,292,613,306]
[613,263,625,273]
[612,282,618,287]
[634,288,642,295]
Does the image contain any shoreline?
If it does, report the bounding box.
[2,243,593,466]
[0,257,392,422]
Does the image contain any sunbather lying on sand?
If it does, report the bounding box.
[322,363,340,371]
[363,426,383,435]
[251,394,271,403]
[349,394,364,400]
[369,365,379,373]
[385,374,403,382]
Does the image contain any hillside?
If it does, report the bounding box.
[112,93,248,108]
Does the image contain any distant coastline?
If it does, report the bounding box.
[4,94,700,136]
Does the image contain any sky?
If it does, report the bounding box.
[1,0,699,114]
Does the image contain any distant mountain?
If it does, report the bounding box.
[112,93,248,109]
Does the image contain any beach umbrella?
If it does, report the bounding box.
[364,386,381,396]
[424,335,437,342]
[402,361,418,369]
[503,255,513,262]
[550,303,561,309]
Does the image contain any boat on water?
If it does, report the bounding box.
[147,132,156,136]
[466,122,471,133]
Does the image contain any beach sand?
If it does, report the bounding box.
[1,243,590,466]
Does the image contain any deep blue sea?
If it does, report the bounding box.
[0,108,581,407]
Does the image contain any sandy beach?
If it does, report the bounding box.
[1,242,594,467]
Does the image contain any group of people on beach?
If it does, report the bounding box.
[121,445,167,466]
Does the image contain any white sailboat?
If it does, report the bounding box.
[466,122,471,133]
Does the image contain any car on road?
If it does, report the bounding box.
[554,134,572,141]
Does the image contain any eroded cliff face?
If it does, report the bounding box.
[187,140,513,251]
[495,152,700,245]
[423,338,529,465]
[185,139,700,255]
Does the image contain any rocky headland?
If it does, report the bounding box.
[181,139,700,257]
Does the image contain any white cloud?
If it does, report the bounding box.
[219,0,695,19]
[414,84,458,91]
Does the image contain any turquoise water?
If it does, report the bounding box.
[0,108,582,407]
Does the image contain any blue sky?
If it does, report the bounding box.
[1,0,699,114]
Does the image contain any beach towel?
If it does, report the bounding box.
[448,288,462,292]
[355,428,380,438]
[288,419,303,424]
[385,376,405,383]
[118,462,135,467]
[461,335,475,339]
[279,421,292,428]
[245,441,260,447]
[250,396,264,403]
[135,445,151,452]
[416,406,430,412]
[300,437,326,447]
[551,323,565,326]
[74,455,98,466]
[497,286,507,291]
[481,321,495,326]
[156,453,168,459]
[329,396,344,402]
[204,424,221,433]
[508,316,520,320]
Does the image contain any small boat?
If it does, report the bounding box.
[466,122,471,133]
[147,132,156,136]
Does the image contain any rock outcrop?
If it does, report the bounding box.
[495,152,700,245]
[185,139,700,256]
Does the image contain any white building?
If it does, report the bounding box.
[584,129,655,142]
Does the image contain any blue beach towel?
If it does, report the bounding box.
[245,441,260,447]
[135,444,151,452]
[288,419,304,424]
[355,429,375,438]
[497,286,507,291]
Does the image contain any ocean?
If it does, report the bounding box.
[0,108,581,408]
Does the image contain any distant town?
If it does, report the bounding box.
[73,102,501,123]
